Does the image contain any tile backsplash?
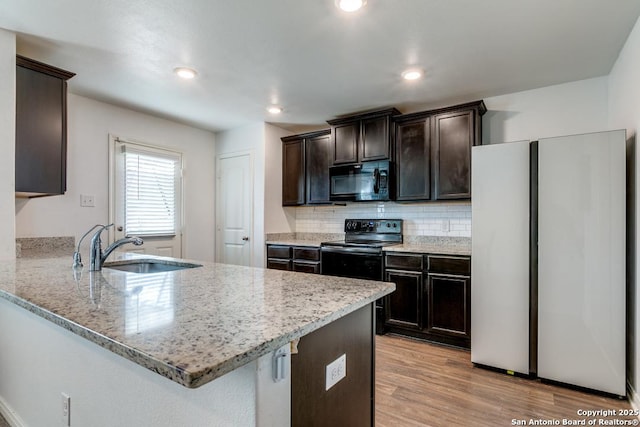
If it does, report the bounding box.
[294,201,471,237]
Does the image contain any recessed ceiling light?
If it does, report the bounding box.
[336,0,367,12]
[401,68,423,81]
[174,67,197,79]
[267,105,283,114]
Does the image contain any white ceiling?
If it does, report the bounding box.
[2,0,640,133]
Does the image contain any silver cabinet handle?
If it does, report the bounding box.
[242,236,249,241]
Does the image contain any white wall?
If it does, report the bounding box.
[15,94,216,262]
[0,31,15,260]
[216,123,266,267]
[608,15,640,406]
[483,76,609,144]
[264,123,295,234]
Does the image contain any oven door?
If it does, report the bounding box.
[320,246,383,281]
[321,246,386,334]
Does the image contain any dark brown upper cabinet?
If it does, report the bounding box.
[395,116,431,201]
[327,108,400,165]
[433,106,483,200]
[304,130,332,204]
[281,129,331,206]
[282,137,305,206]
[394,100,486,202]
[15,55,75,198]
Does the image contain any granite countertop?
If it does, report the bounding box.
[383,243,471,256]
[265,236,471,256]
[265,239,323,248]
[0,252,394,389]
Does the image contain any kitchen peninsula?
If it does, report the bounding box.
[0,252,394,426]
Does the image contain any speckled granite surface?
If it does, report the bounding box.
[16,237,75,258]
[384,236,471,256]
[266,233,471,255]
[265,232,343,248]
[0,253,394,388]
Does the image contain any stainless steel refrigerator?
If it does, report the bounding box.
[470,130,626,396]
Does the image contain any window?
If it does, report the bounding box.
[113,139,182,238]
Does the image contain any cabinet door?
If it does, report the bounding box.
[267,259,292,271]
[395,118,431,201]
[282,139,305,206]
[385,269,423,330]
[433,109,474,199]
[305,133,332,204]
[360,116,390,161]
[332,122,359,165]
[426,273,471,342]
[15,65,66,195]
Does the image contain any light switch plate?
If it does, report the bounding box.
[325,354,346,391]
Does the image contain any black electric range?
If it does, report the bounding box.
[321,219,403,334]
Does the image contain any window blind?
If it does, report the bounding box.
[123,145,180,237]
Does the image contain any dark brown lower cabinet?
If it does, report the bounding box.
[426,273,471,347]
[266,259,292,270]
[293,261,320,274]
[266,244,320,274]
[385,269,422,330]
[383,252,471,349]
[292,304,374,427]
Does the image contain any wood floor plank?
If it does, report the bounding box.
[375,334,635,426]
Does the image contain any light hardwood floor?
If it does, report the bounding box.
[376,334,635,427]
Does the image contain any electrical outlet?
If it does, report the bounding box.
[441,219,450,232]
[61,392,70,426]
[325,354,346,391]
[80,194,95,207]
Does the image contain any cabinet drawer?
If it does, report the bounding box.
[426,255,470,275]
[267,245,291,259]
[293,261,320,274]
[267,259,292,271]
[385,253,423,271]
[293,247,320,262]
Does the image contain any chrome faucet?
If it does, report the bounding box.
[88,224,144,271]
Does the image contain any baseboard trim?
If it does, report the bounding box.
[0,395,25,427]
[627,381,640,420]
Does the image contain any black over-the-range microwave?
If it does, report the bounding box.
[329,160,392,202]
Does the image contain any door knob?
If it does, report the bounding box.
[242,236,249,241]
[117,226,123,232]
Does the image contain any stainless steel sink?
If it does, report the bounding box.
[103,259,202,274]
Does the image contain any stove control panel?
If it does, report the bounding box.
[344,219,402,234]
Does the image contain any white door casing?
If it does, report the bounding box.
[216,151,253,266]
[109,134,183,258]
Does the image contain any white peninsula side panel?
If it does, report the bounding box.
[0,298,290,427]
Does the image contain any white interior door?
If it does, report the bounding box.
[109,135,183,258]
[216,152,253,266]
